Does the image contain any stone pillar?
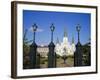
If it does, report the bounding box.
[74,42,83,66]
[48,42,56,68]
[29,42,37,69]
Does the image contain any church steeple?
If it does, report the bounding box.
[72,36,74,43]
[56,37,59,44]
[64,27,67,37]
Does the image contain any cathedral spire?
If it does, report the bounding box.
[64,27,67,37]
[56,37,59,44]
[72,36,74,43]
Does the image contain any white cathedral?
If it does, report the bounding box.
[55,29,76,56]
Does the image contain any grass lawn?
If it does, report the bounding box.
[40,56,74,68]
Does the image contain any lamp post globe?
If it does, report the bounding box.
[50,23,55,32]
[32,23,38,32]
[32,23,38,43]
[50,23,55,42]
[76,24,81,32]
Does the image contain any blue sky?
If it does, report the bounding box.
[23,10,91,45]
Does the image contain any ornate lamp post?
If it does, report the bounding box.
[48,23,56,68]
[74,24,83,66]
[29,23,38,69]
[76,24,81,43]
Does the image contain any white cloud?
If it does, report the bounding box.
[29,27,44,32]
[37,28,44,32]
